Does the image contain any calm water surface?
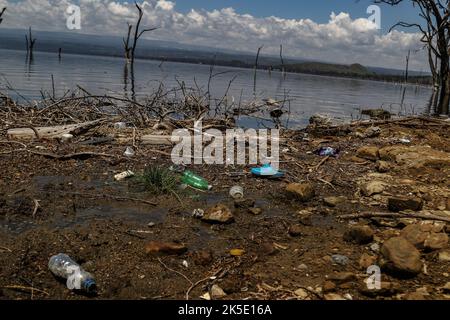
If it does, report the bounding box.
[0,49,432,128]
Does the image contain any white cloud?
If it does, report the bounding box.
[0,0,426,69]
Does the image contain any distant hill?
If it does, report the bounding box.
[282,62,373,77]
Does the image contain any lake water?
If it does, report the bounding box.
[0,49,432,128]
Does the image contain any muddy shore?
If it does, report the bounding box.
[1,116,450,300]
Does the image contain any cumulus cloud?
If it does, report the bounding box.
[0,0,426,69]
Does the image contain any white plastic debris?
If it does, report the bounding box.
[114,122,127,129]
[192,209,205,218]
[61,133,74,143]
[114,170,135,181]
[182,260,189,268]
[124,146,135,157]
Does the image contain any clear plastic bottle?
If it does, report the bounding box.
[48,254,97,294]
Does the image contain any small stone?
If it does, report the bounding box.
[376,161,391,173]
[323,196,346,207]
[359,253,377,270]
[260,242,278,256]
[388,197,424,212]
[331,254,349,266]
[328,272,356,284]
[297,263,308,271]
[294,288,309,299]
[424,233,449,251]
[248,207,263,215]
[356,146,380,161]
[403,292,426,300]
[401,224,430,248]
[288,225,303,237]
[361,181,385,196]
[343,293,353,300]
[380,237,423,277]
[191,250,213,266]
[234,198,255,209]
[442,282,450,293]
[370,243,380,252]
[210,285,227,299]
[322,281,337,293]
[202,204,234,224]
[343,225,374,244]
[438,250,450,262]
[145,241,188,256]
[286,183,315,202]
[324,293,346,300]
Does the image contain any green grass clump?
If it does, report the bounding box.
[134,166,178,195]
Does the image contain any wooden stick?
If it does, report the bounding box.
[2,285,49,296]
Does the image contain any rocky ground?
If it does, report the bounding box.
[0,116,449,300]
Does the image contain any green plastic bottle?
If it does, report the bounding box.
[182,171,212,191]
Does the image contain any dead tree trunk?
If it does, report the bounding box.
[25,27,36,62]
[0,7,6,25]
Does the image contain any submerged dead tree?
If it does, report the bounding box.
[123,2,158,66]
[123,2,158,99]
[0,7,6,25]
[376,0,450,115]
[25,27,36,62]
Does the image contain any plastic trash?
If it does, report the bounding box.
[114,122,127,129]
[316,147,339,157]
[399,138,411,144]
[251,164,285,178]
[182,171,212,191]
[229,186,244,199]
[192,208,205,218]
[114,170,134,181]
[48,253,96,294]
[124,146,135,157]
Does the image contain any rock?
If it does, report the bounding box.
[376,160,391,173]
[322,281,337,293]
[297,263,308,271]
[309,113,331,126]
[145,241,188,256]
[344,225,374,244]
[438,250,450,262]
[248,207,262,215]
[361,181,385,196]
[210,285,227,299]
[191,250,214,266]
[361,109,391,120]
[359,281,399,297]
[380,237,423,277]
[403,292,427,300]
[324,293,346,300]
[288,225,303,237]
[323,196,346,207]
[234,198,255,209]
[442,282,450,293]
[359,253,377,270]
[400,224,430,248]
[202,204,234,224]
[388,197,423,212]
[356,146,380,161]
[370,243,380,252]
[331,254,349,266]
[362,126,381,138]
[286,183,315,202]
[378,145,450,169]
[424,233,449,251]
[328,272,356,284]
[260,242,278,256]
[294,288,309,299]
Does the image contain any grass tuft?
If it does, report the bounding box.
[134,166,178,195]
